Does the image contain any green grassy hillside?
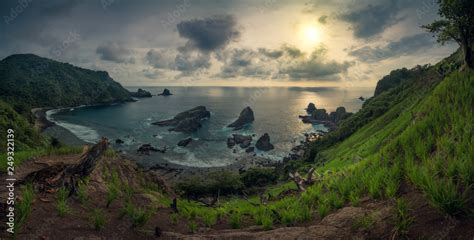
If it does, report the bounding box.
[167,58,472,236]
[0,100,45,152]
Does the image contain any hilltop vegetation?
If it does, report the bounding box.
[0,54,132,109]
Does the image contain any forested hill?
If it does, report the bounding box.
[0,54,133,110]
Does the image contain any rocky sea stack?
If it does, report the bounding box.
[130,88,152,98]
[152,106,210,132]
[306,103,317,114]
[158,88,172,96]
[256,133,274,151]
[228,106,254,130]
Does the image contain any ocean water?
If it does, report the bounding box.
[47,87,373,168]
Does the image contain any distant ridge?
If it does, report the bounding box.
[0,54,133,108]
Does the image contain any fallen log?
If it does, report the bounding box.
[23,137,109,196]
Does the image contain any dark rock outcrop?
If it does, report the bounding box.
[152,106,210,132]
[158,88,172,96]
[245,147,255,153]
[177,137,193,147]
[137,144,166,155]
[306,103,317,114]
[255,133,274,151]
[227,134,252,149]
[312,109,330,121]
[130,88,152,98]
[227,138,236,148]
[228,106,254,130]
[329,107,352,124]
[358,96,365,101]
[300,104,352,131]
[115,139,124,144]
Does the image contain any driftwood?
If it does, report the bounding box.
[289,168,319,192]
[25,137,109,196]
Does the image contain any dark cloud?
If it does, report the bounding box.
[348,33,437,62]
[176,15,240,52]
[96,42,135,63]
[281,44,304,58]
[318,15,328,24]
[174,49,211,73]
[339,0,405,38]
[281,47,353,80]
[218,48,272,78]
[258,48,283,59]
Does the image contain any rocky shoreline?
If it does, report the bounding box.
[34,102,330,181]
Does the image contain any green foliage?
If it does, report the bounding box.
[241,168,278,187]
[121,202,152,227]
[352,214,375,231]
[90,208,106,230]
[177,171,244,197]
[76,178,89,204]
[0,54,132,109]
[188,221,198,233]
[0,100,45,153]
[56,187,70,217]
[392,198,414,239]
[229,210,242,229]
[16,183,35,231]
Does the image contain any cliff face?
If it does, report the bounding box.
[0,54,133,108]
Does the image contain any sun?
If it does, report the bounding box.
[297,23,323,51]
[304,25,321,43]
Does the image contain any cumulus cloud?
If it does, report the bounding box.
[216,45,353,81]
[218,48,274,78]
[96,42,135,63]
[339,0,405,38]
[258,48,284,59]
[280,47,353,80]
[145,49,175,69]
[348,33,437,62]
[176,15,240,52]
[142,68,164,79]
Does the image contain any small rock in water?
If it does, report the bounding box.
[256,133,274,151]
[115,139,124,144]
[158,88,172,96]
[227,138,236,148]
[245,147,255,153]
[177,137,193,147]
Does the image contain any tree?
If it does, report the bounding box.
[423,0,474,69]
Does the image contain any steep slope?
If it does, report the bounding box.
[0,54,133,109]
[0,100,45,152]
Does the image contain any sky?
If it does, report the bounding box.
[0,0,457,87]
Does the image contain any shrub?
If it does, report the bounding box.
[188,221,197,233]
[57,187,70,217]
[391,198,413,239]
[241,168,278,187]
[121,202,152,227]
[16,183,35,229]
[229,211,242,229]
[352,214,375,231]
[177,171,244,197]
[91,208,106,230]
